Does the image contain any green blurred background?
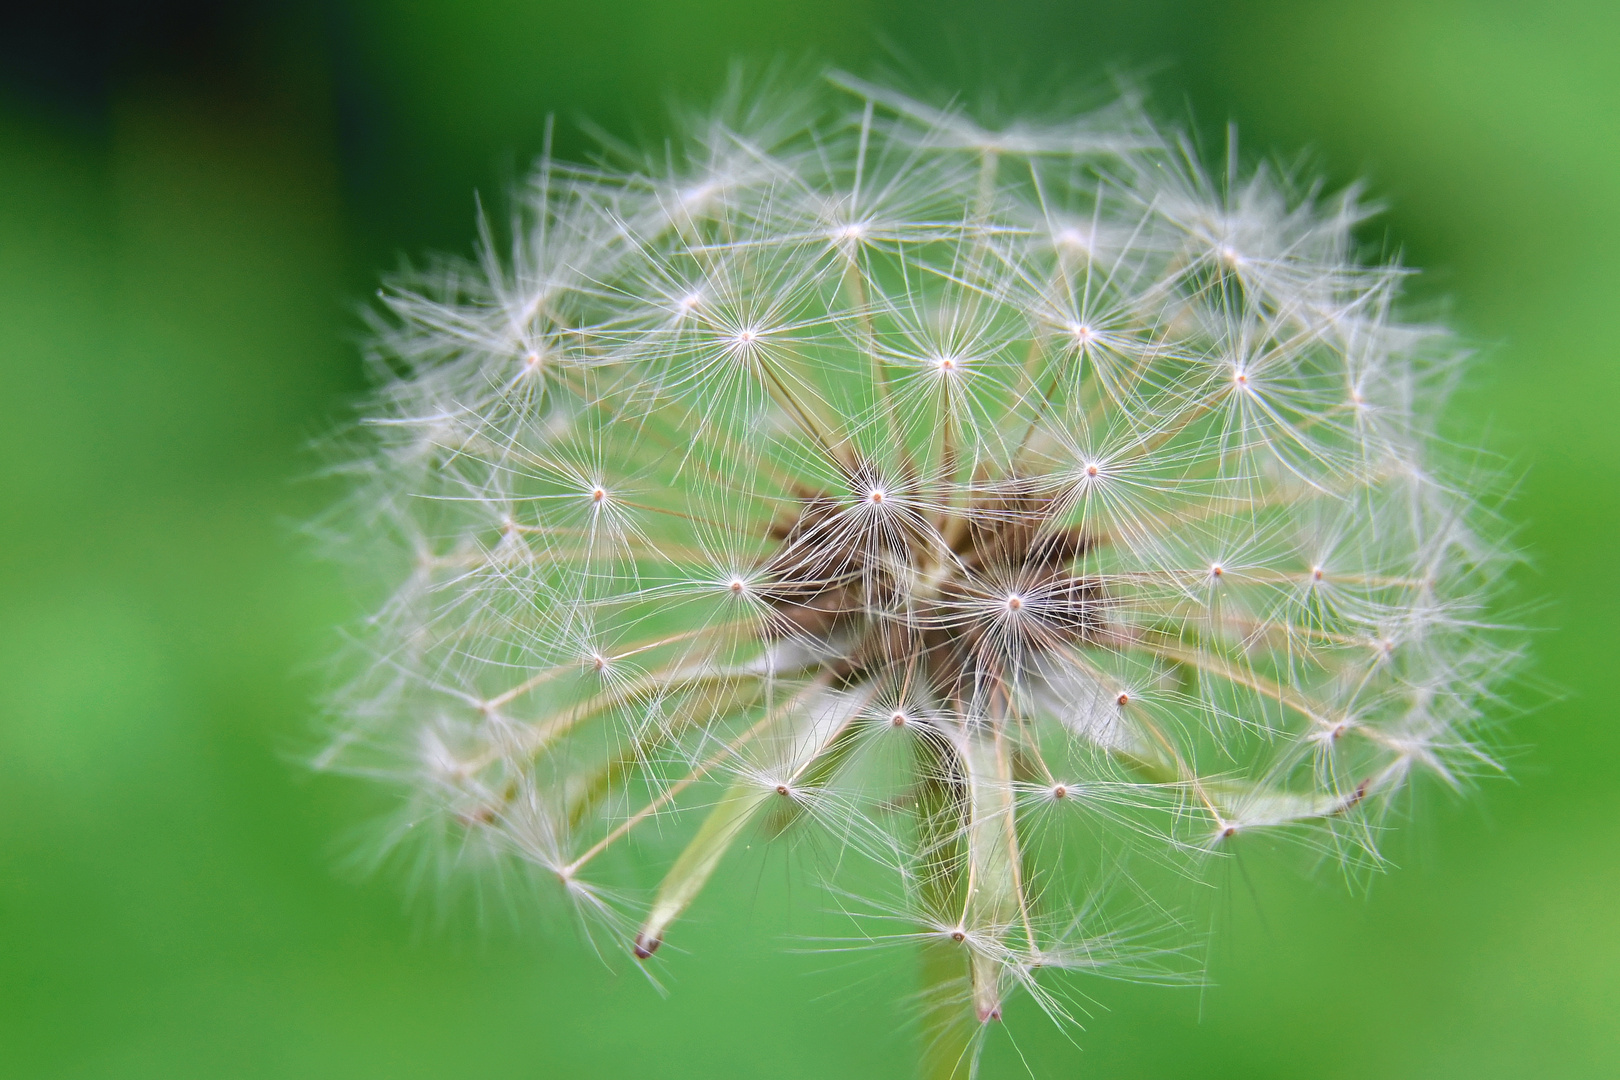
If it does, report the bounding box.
[2,2,1616,1076]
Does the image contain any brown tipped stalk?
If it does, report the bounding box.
[634,776,774,958]
[633,682,869,958]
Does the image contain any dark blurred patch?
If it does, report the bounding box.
[0,0,273,118]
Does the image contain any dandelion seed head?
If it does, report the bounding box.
[319,69,1519,1067]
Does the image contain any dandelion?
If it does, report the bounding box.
[317,68,1516,1078]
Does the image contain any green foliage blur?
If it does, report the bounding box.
[2,2,1616,1076]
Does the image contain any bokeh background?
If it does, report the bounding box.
[2,2,1616,1076]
